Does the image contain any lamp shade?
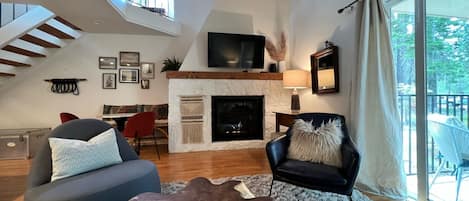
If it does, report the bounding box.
[283,69,309,89]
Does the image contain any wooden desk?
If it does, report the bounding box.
[274,112,299,132]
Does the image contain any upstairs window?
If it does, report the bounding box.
[128,0,174,19]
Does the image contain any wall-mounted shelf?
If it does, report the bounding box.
[166,71,283,80]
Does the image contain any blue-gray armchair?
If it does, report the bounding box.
[25,119,161,201]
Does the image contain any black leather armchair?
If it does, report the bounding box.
[266,113,360,196]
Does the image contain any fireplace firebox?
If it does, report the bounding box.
[211,96,264,142]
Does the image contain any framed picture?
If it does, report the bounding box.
[119,51,140,66]
[119,68,139,83]
[99,57,117,69]
[141,62,155,79]
[141,80,150,89]
[102,73,116,89]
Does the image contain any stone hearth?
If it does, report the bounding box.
[168,77,290,153]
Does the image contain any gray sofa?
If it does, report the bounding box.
[25,119,161,201]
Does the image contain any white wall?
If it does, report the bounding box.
[180,0,284,72]
[0,0,361,129]
[0,0,215,129]
[289,0,361,120]
[0,33,174,129]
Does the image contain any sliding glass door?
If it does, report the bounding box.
[391,0,469,200]
[425,1,469,200]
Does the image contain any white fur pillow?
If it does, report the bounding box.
[287,119,344,167]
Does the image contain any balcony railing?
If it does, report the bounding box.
[398,94,469,175]
[127,0,173,19]
[0,3,32,28]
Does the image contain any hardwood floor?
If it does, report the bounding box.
[0,145,392,201]
[0,146,270,201]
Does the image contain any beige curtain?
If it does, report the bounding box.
[351,0,407,199]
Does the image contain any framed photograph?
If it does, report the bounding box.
[102,73,116,89]
[119,68,139,83]
[141,62,155,79]
[99,57,117,69]
[141,80,150,89]
[119,51,140,66]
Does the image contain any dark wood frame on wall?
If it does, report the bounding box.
[310,45,339,94]
[99,57,117,69]
[119,51,140,66]
[119,68,140,83]
[102,73,116,89]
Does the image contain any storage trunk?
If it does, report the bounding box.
[0,128,50,160]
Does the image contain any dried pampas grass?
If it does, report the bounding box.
[265,32,287,63]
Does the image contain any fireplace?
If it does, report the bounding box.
[211,96,264,142]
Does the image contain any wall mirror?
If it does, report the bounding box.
[310,44,339,94]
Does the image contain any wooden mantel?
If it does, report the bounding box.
[166,71,283,80]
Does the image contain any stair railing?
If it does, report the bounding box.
[127,0,173,19]
[0,3,32,28]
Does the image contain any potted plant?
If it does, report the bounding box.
[160,57,182,72]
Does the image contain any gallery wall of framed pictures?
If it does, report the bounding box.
[99,51,155,90]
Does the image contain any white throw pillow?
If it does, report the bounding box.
[287,119,344,167]
[49,128,123,182]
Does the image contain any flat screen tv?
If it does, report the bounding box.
[208,32,265,69]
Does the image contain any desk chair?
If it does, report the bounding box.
[123,112,160,159]
[59,112,79,123]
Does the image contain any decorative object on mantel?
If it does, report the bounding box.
[265,32,286,72]
[160,57,182,72]
[311,41,339,94]
[44,78,87,95]
[283,70,309,113]
[337,0,361,14]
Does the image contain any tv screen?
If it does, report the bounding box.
[208,32,265,69]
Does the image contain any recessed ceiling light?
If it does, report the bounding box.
[94,20,103,25]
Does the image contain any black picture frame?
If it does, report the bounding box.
[119,51,140,66]
[141,80,150,89]
[119,68,140,83]
[99,57,117,69]
[102,73,116,89]
[141,62,155,79]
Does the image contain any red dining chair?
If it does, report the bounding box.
[59,112,79,123]
[123,112,160,159]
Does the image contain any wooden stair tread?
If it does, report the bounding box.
[37,23,75,39]
[54,16,82,31]
[0,72,15,77]
[19,34,61,48]
[2,45,46,57]
[0,58,31,67]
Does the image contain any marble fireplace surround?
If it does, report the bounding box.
[167,72,290,153]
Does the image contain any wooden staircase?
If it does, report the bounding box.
[0,6,82,79]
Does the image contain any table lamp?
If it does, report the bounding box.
[283,69,309,113]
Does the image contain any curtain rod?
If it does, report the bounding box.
[338,0,361,14]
